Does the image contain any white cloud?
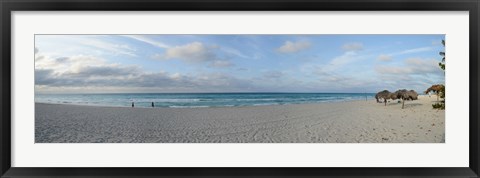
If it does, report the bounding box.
[377,54,392,61]
[263,71,284,79]
[315,51,368,73]
[393,47,433,55]
[299,66,381,93]
[155,42,216,62]
[35,49,246,93]
[92,41,137,57]
[375,58,440,75]
[209,60,234,68]
[374,57,444,92]
[221,47,250,58]
[296,51,374,91]
[342,42,363,52]
[153,42,234,68]
[276,41,311,53]
[122,35,170,48]
[329,51,358,68]
[35,53,141,83]
[35,35,139,58]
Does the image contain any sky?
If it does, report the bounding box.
[34,34,445,93]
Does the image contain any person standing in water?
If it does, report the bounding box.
[151,102,155,108]
[132,102,134,108]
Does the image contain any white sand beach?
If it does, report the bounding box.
[35,95,445,143]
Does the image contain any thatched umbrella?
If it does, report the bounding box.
[425,84,444,101]
[394,89,408,109]
[387,92,399,100]
[394,89,418,109]
[407,90,419,100]
[375,90,391,106]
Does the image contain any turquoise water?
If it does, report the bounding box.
[35,93,375,108]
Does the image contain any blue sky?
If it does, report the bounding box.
[34,34,445,93]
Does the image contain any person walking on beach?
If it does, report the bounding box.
[132,102,134,108]
[151,102,155,108]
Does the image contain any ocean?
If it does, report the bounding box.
[35,93,376,108]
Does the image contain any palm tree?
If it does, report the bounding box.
[439,40,445,70]
[429,39,445,110]
[438,40,446,109]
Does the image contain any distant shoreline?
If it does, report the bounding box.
[35,92,379,108]
[35,99,365,109]
[34,97,371,109]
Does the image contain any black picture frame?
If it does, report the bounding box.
[1,0,479,177]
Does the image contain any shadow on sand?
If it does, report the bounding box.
[382,101,423,108]
[403,103,423,108]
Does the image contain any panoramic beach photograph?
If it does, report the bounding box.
[35,34,445,143]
